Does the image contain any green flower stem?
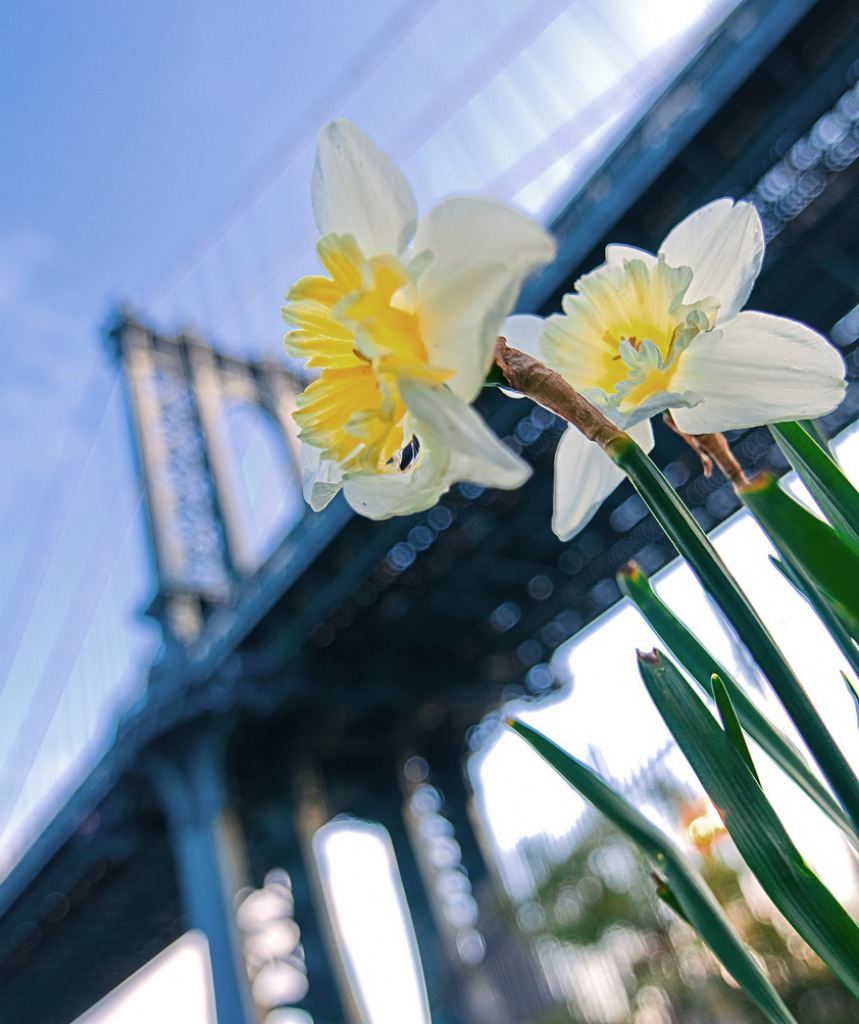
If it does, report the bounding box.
[493,341,859,829]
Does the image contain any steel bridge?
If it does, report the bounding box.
[2,1,859,1021]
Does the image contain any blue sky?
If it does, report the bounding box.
[0,0,744,867]
[1,0,406,542]
[0,0,417,861]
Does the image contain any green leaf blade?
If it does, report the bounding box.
[712,673,760,785]
[738,472,859,638]
[508,718,800,1024]
[769,421,859,546]
[637,650,859,999]
[612,441,859,834]
[842,671,859,730]
[618,561,859,846]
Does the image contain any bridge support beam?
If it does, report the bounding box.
[420,745,554,1023]
[147,723,259,1024]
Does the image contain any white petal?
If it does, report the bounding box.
[659,199,764,321]
[501,313,546,361]
[341,467,436,520]
[605,244,656,268]
[553,426,625,541]
[342,379,530,519]
[629,418,656,453]
[402,377,531,489]
[299,442,343,512]
[413,196,556,403]
[669,311,847,434]
[552,420,654,542]
[311,120,417,258]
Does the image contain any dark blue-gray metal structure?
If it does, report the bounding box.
[2,1,859,1021]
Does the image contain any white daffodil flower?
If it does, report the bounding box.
[282,120,555,519]
[505,198,846,541]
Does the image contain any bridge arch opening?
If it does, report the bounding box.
[222,400,304,570]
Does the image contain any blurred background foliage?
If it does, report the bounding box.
[506,776,856,1023]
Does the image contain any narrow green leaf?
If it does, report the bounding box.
[617,561,732,701]
[798,418,836,460]
[638,650,859,998]
[508,718,800,1024]
[712,673,760,785]
[651,871,691,924]
[611,439,859,832]
[738,472,859,638]
[842,671,859,730]
[506,719,665,860]
[770,421,859,545]
[769,555,859,682]
[618,560,859,846]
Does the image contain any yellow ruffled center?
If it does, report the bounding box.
[544,255,719,422]
[282,234,451,474]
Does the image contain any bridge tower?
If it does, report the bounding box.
[107,314,306,648]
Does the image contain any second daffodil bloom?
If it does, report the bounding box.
[282,120,556,519]
[505,198,846,540]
